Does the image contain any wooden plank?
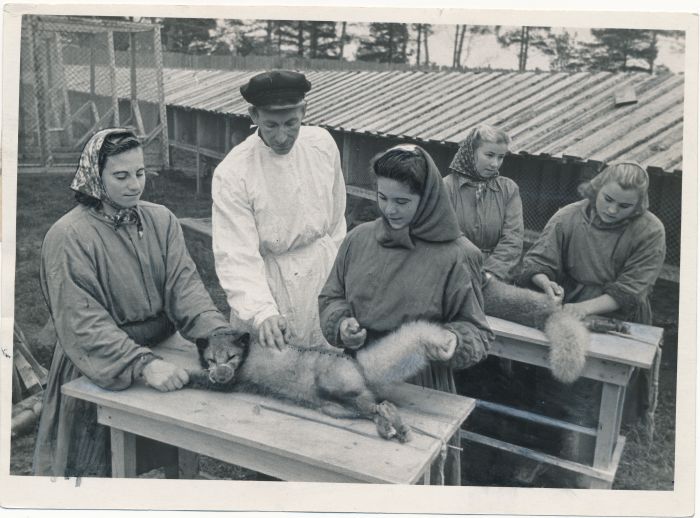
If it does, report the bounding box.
[153,25,170,168]
[476,399,597,437]
[346,185,376,200]
[487,316,660,369]
[169,140,225,160]
[488,334,633,386]
[102,408,402,483]
[593,383,625,469]
[587,436,625,489]
[66,373,473,485]
[110,427,137,478]
[460,430,616,483]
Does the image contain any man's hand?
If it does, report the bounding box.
[425,329,458,362]
[532,273,564,304]
[259,315,290,350]
[142,359,189,392]
[339,317,367,349]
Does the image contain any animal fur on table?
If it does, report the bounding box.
[189,322,455,442]
[483,278,589,384]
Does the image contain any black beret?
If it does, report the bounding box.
[240,70,312,110]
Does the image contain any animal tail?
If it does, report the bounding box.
[483,278,589,384]
[355,321,445,387]
[483,277,559,329]
[544,311,589,383]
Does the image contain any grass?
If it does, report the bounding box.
[10,171,679,489]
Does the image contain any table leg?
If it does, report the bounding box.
[593,382,625,472]
[111,428,137,478]
[178,449,200,479]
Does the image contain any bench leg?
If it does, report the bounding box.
[111,428,137,478]
[178,449,200,479]
[590,382,625,488]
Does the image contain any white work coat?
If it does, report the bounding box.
[212,125,347,347]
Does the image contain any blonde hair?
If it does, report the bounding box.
[578,161,650,215]
[471,124,511,149]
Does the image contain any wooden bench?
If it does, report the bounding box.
[461,316,663,489]
[62,333,476,484]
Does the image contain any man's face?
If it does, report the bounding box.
[250,105,305,155]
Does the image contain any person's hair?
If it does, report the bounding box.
[470,124,511,150]
[75,130,141,208]
[97,131,141,174]
[371,146,428,195]
[578,161,650,215]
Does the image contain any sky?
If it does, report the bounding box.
[338,24,686,72]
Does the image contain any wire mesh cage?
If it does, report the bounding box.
[19,15,169,170]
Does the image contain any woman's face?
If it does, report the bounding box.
[474,141,508,178]
[595,181,640,224]
[101,146,146,209]
[377,177,421,230]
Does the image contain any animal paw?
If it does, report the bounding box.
[374,401,412,443]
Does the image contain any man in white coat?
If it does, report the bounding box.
[212,70,346,349]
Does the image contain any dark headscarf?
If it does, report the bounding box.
[70,128,144,237]
[375,145,461,249]
[449,126,500,201]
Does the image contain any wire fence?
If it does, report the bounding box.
[19,15,169,169]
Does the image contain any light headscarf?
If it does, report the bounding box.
[70,128,144,237]
[448,126,501,201]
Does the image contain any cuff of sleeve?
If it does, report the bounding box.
[603,283,640,313]
[252,307,280,330]
[131,352,162,381]
[323,307,352,346]
[444,322,489,371]
[517,263,556,288]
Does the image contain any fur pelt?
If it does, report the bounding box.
[483,278,589,383]
[192,321,450,442]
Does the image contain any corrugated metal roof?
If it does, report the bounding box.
[64,65,684,173]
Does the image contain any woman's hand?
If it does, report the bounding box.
[532,273,564,304]
[142,359,190,392]
[339,317,367,349]
[259,315,290,350]
[425,329,458,362]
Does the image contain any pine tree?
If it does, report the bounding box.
[452,25,492,69]
[356,23,411,64]
[158,18,217,54]
[584,28,659,73]
[496,26,551,71]
[414,24,433,66]
[307,21,341,58]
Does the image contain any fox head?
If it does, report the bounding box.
[195,330,250,385]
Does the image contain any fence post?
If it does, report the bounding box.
[195,111,201,196]
[26,17,47,167]
[152,24,170,168]
[107,30,120,126]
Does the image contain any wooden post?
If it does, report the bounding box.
[341,133,352,183]
[110,428,137,478]
[38,34,54,166]
[152,24,170,168]
[107,30,119,126]
[195,111,201,196]
[171,108,179,166]
[224,116,231,153]
[53,32,73,141]
[128,32,145,136]
[89,33,96,97]
[26,18,46,166]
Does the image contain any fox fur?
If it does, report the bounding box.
[191,321,451,442]
[482,278,589,383]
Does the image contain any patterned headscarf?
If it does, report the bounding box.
[449,127,501,201]
[70,128,144,237]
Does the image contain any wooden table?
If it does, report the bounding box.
[62,334,475,484]
[461,316,663,489]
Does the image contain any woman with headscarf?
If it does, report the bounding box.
[33,128,231,478]
[318,145,494,484]
[443,124,524,282]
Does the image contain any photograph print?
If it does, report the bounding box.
[2,3,696,515]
